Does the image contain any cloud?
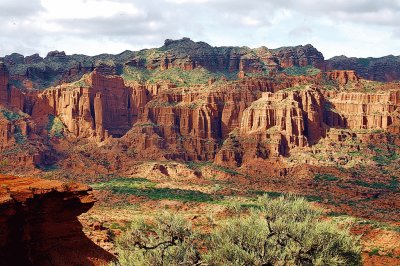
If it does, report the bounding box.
[0,0,399,57]
[289,26,312,37]
[0,0,43,17]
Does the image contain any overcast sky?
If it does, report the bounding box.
[0,0,399,59]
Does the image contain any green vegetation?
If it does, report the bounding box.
[184,161,241,176]
[367,142,399,166]
[133,122,159,128]
[47,115,65,138]
[369,248,380,256]
[92,178,215,203]
[71,75,90,87]
[110,212,201,266]
[315,173,340,182]
[283,65,321,76]
[13,125,26,144]
[349,178,399,192]
[122,65,237,86]
[112,195,361,266]
[357,58,371,67]
[0,109,21,121]
[212,165,240,175]
[246,70,270,78]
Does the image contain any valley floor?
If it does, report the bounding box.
[63,161,400,266]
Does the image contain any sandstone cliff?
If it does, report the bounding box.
[0,38,326,91]
[0,175,113,266]
[0,40,399,173]
[325,55,400,82]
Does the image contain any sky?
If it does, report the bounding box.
[0,0,399,59]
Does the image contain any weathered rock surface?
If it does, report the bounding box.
[325,55,400,82]
[0,38,326,90]
[325,90,400,133]
[127,38,324,73]
[0,174,113,266]
[0,63,8,103]
[216,87,325,166]
[27,71,147,141]
[0,40,399,172]
[325,70,359,86]
[119,75,315,161]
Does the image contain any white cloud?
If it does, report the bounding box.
[41,0,140,19]
[0,0,399,58]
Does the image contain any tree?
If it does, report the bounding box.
[111,195,361,266]
[205,195,361,266]
[110,212,201,266]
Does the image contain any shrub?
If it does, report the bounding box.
[47,115,65,138]
[205,195,361,266]
[110,212,201,266]
[112,196,361,266]
[13,125,26,144]
[314,173,339,182]
[92,178,214,202]
[283,66,321,76]
[0,109,21,121]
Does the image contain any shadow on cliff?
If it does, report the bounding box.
[0,188,115,266]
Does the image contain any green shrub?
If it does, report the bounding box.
[283,66,321,76]
[205,195,361,266]
[122,65,237,87]
[13,125,26,144]
[110,212,201,266]
[315,173,339,182]
[112,196,361,266]
[47,115,65,138]
[92,178,215,202]
[0,109,21,121]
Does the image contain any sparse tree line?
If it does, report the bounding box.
[110,195,361,266]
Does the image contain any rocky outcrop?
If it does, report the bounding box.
[325,91,400,133]
[0,63,8,104]
[0,40,399,171]
[127,38,324,73]
[216,87,325,166]
[325,55,400,82]
[31,71,146,140]
[0,108,43,170]
[271,44,325,69]
[119,75,316,161]
[325,70,359,86]
[0,39,328,91]
[0,175,113,266]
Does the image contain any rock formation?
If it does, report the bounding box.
[0,174,113,266]
[216,87,325,166]
[325,90,400,133]
[0,40,398,171]
[325,55,400,82]
[0,63,8,103]
[29,71,147,141]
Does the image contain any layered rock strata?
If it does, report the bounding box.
[0,175,113,266]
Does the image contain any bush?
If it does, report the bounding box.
[13,125,26,144]
[110,212,201,266]
[205,195,361,266]
[0,109,21,121]
[112,196,361,266]
[283,66,321,76]
[314,173,339,182]
[47,115,65,138]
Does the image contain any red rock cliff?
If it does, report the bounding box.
[0,175,113,266]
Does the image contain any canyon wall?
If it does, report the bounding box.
[325,55,400,82]
[119,75,316,161]
[0,175,113,266]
